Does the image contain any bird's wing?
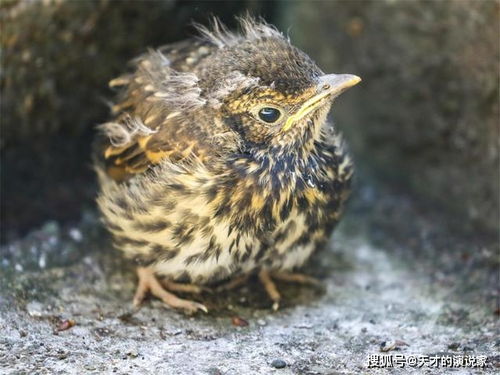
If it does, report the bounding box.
[96,40,233,182]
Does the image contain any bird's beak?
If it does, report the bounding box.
[282,74,361,131]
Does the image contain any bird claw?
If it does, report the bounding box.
[181,301,208,315]
[258,270,321,311]
[133,267,208,314]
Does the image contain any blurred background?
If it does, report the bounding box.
[1,1,499,372]
[1,0,498,242]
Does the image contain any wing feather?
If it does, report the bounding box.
[97,40,232,182]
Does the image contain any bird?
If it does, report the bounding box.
[93,17,360,314]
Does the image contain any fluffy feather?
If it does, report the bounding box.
[98,115,157,147]
[93,17,358,312]
[195,16,284,49]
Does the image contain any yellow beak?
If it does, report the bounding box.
[282,74,361,131]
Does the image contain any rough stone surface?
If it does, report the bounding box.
[1,0,276,241]
[1,1,499,374]
[2,0,272,143]
[285,0,500,233]
[1,181,498,374]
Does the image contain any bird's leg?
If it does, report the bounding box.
[258,270,322,311]
[258,270,281,311]
[215,274,250,292]
[133,267,207,314]
[269,271,321,286]
[160,279,212,294]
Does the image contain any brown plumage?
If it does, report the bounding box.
[94,17,360,313]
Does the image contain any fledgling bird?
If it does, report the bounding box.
[94,17,360,313]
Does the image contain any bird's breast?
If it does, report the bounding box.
[97,144,351,284]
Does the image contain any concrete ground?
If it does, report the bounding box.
[1,180,498,374]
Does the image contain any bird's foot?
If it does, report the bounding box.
[133,267,208,314]
[270,271,321,286]
[160,279,212,294]
[258,270,322,311]
[215,274,250,292]
[258,270,281,311]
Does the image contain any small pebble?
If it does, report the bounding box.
[26,301,44,317]
[69,228,83,242]
[257,319,267,326]
[127,350,139,358]
[38,254,46,269]
[271,359,287,369]
[447,342,460,350]
[57,352,68,360]
[231,316,249,327]
[380,339,408,352]
[55,319,76,332]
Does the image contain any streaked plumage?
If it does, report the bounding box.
[94,17,360,313]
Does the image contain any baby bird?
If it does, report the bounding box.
[94,17,360,313]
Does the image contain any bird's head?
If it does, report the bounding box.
[194,17,361,155]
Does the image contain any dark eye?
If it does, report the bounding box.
[258,107,281,123]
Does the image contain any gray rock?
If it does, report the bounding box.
[1,0,275,241]
[1,1,498,374]
[283,0,499,233]
[271,359,287,369]
[0,181,497,374]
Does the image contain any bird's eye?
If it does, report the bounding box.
[258,107,282,123]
